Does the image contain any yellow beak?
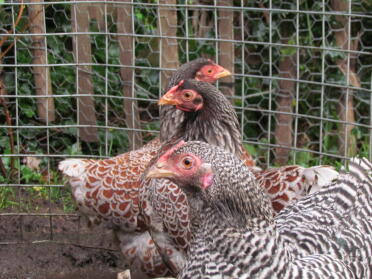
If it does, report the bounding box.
[158,96,180,106]
[145,163,176,179]
[158,93,181,106]
[214,68,231,79]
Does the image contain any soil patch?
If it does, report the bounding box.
[0,208,126,279]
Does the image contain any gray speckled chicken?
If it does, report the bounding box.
[141,80,338,276]
[146,141,372,278]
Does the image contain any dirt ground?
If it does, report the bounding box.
[0,210,127,279]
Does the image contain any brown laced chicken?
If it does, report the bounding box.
[146,141,371,279]
[58,59,232,278]
[140,80,339,274]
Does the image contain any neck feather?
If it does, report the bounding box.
[159,60,210,141]
[172,96,243,158]
[187,161,274,230]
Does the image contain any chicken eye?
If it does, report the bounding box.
[182,91,193,101]
[207,68,213,74]
[182,157,193,169]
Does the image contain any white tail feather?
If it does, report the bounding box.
[58,159,88,177]
[348,157,372,182]
[302,166,339,194]
[349,157,372,170]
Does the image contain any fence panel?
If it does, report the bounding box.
[0,0,371,258]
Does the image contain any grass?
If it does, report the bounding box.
[0,167,75,212]
[0,186,75,213]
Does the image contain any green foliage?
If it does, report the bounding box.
[244,144,258,158]
[280,38,297,58]
[0,187,18,210]
[0,134,75,211]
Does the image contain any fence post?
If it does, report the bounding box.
[274,52,296,165]
[158,0,179,92]
[28,0,55,123]
[71,1,99,142]
[117,0,143,150]
[218,0,235,98]
[331,0,358,158]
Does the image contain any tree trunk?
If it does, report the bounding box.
[117,1,143,150]
[274,54,296,165]
[71,1,98,142]
[331,0,359,157]
[28,0,55,123]
[218,0,235,98]
[158,0,179,91]
[192,6,212,38]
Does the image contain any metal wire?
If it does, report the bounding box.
[1,0,371,249]
[3,32,371,56]
[5,1,372,19]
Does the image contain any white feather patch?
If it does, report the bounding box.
[58,159,88,177]
[302,166,339,194]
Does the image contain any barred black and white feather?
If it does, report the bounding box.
[277,157,372,278]
[151,142,371,278]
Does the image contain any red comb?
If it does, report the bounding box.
[164,80,184,96]
[158,140,186,162]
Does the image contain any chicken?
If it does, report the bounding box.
[140,79,338,274]
[146,140,372,278]
[155,79,338,209]
[253,164,340,212]
[58,59,232,278]
[160,59,232,142]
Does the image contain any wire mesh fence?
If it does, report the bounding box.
[0,0,371,250]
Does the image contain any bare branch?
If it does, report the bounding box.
[0,1,26,59]
[0,78,15,176]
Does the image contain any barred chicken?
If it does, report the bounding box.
[140,80,339,274]
[146,141,372,278]
[58,58,232,278]
[155,79,338,208]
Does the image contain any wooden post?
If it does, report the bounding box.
[218,0,235,98]
[331,0,358,157]
[71,1,98,142]
[274,53,296,165]
[28,0,55,123]
[117,0,143,150]
[158,0,179,91]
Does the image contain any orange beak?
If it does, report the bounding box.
[158,84,182,106]
[214,65,231,79]
[145,162,176,179]
[145,140,186,179]
[158,93,181,106]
